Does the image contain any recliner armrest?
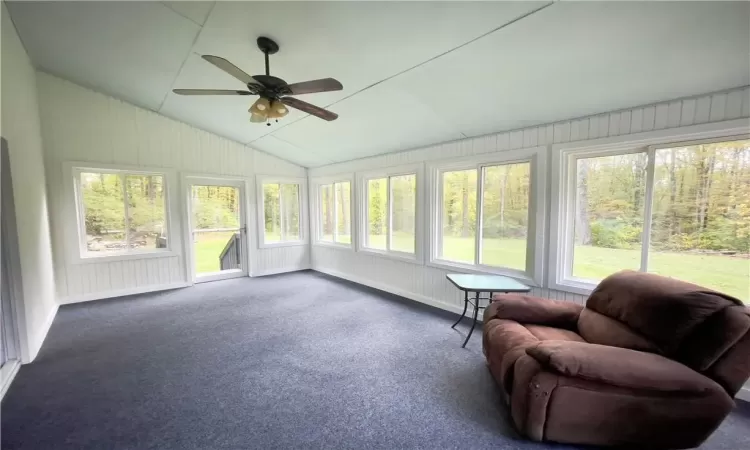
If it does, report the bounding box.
[526,341,717,394]
[484,294,583,329]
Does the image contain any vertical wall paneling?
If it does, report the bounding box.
[37,73,309,303]
[309,86,750,315]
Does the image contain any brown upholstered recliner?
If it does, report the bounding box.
[482,270,750,449]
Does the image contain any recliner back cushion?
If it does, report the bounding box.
[586,271,742,355]
[677,305,750,371]
[577,309,659,352]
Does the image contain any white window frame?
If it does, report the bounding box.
[256,176,307,249]
[548,119,750,295]
[427,146,547,285]
[356,163,424,264]
[63,161,178,264]
[311,174,354,249]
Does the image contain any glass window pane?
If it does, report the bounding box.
[263,184,280,243]
[441,169,477,263]
[125,175,167,251]
[572,152,647,281]
[80,172,126,253]
[390,174,416,253]
[320,184,334,242]
[649,139,750,302]
[191,185,241,274]
[367,178,388,250]
[335,182,351,244]
[281,183,301,241]
[481,163,530,271]
[191,186,241,229]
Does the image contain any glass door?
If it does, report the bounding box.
[187,178,247,283]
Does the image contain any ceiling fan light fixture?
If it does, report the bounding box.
[250,97,271,116]
[267,100,289,119]
[249,112,266,123]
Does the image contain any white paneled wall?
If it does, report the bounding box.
[36,73,309,303]
[310,86,750,314]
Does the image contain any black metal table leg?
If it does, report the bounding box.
[451,290,469,329]
[462,291,480,348]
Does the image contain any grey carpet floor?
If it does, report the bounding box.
[2,271,748,450]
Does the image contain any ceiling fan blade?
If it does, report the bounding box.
[173,89,253,96]
[285,78,343,95]
[202,55,258,86]
[281,97,338,121]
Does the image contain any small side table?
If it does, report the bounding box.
[446,274,531,348]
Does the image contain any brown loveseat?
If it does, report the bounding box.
[482,270,750,449]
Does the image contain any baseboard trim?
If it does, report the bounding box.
[0,360,21,399]
[313,267,473,319]
[737,386,750,402]
[252,266,309,277]
[58,282,191,305]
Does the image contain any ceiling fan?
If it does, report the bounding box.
[173,37,343,125]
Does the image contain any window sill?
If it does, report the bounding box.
[547,278,597,296]
[258,240,307,249]
[313,241,353,251]
[73,250,177,265]
[357,247,421,265]
[427,259,539,287]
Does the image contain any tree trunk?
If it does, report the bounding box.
[461,173,470,238]
[668,149,677,238]
[499,167,508,235]
[576,160,591,245]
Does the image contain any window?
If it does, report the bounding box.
[363,174,417,254]
[570,152,647,279]
[75,170,168,257]
[559,136,750,302]
[438,162,531,273]
[318,181,351,245]
[260,181,303,246]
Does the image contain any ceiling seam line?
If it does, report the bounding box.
[159,2,205,27]
[156,2,217,112]
[250,0,555,142]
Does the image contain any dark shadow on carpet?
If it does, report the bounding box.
[2,271,748,449]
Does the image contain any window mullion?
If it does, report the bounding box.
[121,173,130,252]
[475,167,483,266]
[278,184,285,241]
[437,171,443,259]
[333,183,339,242]
[641,148,656,272]
[386,177,392,252]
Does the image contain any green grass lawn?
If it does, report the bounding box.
[365,234,749,302]
[194,231,237,274]
[197,230,748,301]
[439,236,748,302]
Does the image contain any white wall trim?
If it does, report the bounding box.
[251,266,310,277]
[0,360,21,400]
[255,175,308,249]
[58,282,190,305]
[309,173,355,249]
[27,303,58,362]
[314,267,479,320]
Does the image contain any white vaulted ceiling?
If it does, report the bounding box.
[7,1,750,167]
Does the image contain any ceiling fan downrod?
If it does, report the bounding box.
[256,36,279,77]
